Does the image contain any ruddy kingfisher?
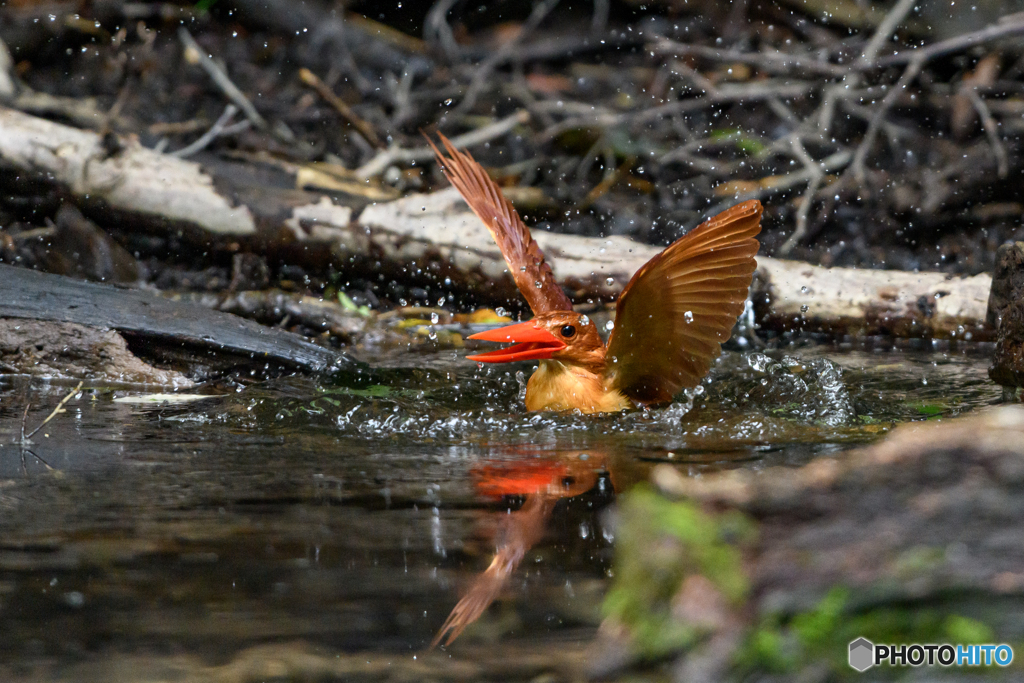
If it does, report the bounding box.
[429,135,762,413]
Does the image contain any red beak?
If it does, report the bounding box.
[466,320,565,363]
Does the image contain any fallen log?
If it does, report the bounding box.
[0,106,363,252]
[357,188,994,340]
[0,265,354,378]
[753,256,993,341]
[0,106,995,340]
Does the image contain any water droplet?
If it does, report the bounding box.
[606,277,615,286]
[800,305,809,313]
[430,312,439,324]
[495,307,507,317]
[535,281,542,288]
[605,320,614,331]
[437,297,446,306]
[684,311,694,323]
[579,315,591,326]
[444,98,453,106]
[800,285,809,294]
[515,370,528,402]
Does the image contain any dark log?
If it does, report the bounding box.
[0,264,354,375]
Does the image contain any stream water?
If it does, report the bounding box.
[0,343,1001,681]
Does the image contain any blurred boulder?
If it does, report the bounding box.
[596,406,1024,681]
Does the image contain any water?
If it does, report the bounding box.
[0,345,1000,680]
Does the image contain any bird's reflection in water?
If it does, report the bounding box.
[432,448,626,648]
[430,441,772,647]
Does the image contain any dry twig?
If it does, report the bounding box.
[857,0,919,67]
[779,136,826,256]
[23,382,84,442]
[652,37,849,77]
[874,16,1024,67]
[178,27,295,143]
[169,104,251,158]
[298,67,383,148]
[355,109,530,179]
[450,0,561,118]
[966,89,1009,178]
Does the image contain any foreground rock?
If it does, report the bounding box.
[0,320,193,387]
[595,406,1024,681]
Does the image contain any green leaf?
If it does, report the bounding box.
[337,291,371,317]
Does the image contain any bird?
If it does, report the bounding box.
[428,134,762,413]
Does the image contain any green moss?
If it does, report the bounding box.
[602,486,754,659]
[944,615,994,645]
[792,587,849,652]
[708,128,766,155]
[742,625,795,673]
[604,487,1009,677]
[738,589,1006,678]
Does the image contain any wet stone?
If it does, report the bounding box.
[986,241,1024,327]
[0,320,192,386]
[988,242,1024,392]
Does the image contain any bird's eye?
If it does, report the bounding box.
[560,324,576,338]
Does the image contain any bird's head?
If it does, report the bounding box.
[466,311,606,372]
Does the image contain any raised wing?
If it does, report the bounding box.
[428,134,573,316]
[605,200,762,404]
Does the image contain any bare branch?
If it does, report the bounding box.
[967,89,1009,178]
[170,104,250,158]
[858,0,919,67]
[874,16,1024,68]
[355,110,530,179]
[779,137,826,256]
[299,68,383,148]
[178,27,294,143]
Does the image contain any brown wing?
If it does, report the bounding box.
[428,134,573,316]
[605,200,762,404]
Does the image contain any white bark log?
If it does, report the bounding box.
[0,106,256,235]
[358,187,993,338]
[756,257,992,339]
[0,106,995,338]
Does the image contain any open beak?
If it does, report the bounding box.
[466,320,565,363]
